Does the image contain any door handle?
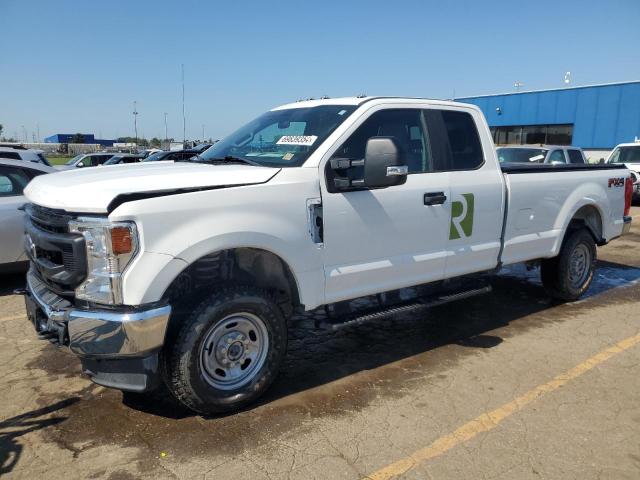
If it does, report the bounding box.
[424,192,447,206]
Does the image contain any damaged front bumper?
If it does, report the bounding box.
[24,269,171,392]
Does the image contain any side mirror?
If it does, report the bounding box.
[363,137,407,188]
[76,163,84,168]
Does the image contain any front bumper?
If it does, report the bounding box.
[24,269,171,391]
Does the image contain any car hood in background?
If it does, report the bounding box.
[25,162,281,213]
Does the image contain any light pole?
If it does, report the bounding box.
[21,125,27,143]
[164,112,168,144]
[181,64,186,145]
[201,124,205,142]
[133,101,139,146]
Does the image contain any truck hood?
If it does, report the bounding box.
[25,162,281,213]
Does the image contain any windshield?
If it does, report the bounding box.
[608,146,640,164]
[66,154,84,165]
[199,105,357,167]
[103,156,124,165]
[143,151,167,162]
[497,148,548,163]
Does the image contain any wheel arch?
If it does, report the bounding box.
[162,247,303,316]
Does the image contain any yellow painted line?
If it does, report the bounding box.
[0,314,26,323]
[364,332,640,480]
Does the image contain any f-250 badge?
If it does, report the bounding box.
[608,177,625,188]
[449,193,475,240]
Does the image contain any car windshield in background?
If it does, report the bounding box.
[199,105,358,167]
[143,151,167,162]
[104,156,127,165]
[66,154,84,165]
[497,148,548,163]
[609,146,640,164]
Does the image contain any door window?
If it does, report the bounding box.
[567,149,585,164]
[426,110,483,171]
[331,109,430,174]
[0,151,22,160]
[0,167,30,196]
[548,150,566,164]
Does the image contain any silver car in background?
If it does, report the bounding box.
[496,145,587,164]
[0,159,57,272]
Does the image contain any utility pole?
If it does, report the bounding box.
[133,101,139,146]
[181,64,186,146]
[164,112,168,143]
[21,125,27,143]
[37,123,40,143]
[201,124,205,141]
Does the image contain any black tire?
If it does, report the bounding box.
[165,285,288,415]
[541,228,596,301]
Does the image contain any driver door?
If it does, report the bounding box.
[320,107,451,304]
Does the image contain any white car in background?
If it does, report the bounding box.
[56,152,115,170]
[0,145,52,166]
[0,159,57,272]
[607,143,640,200]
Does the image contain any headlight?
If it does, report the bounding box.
[69,217,138,305]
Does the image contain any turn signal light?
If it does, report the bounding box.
[110,226,133,255]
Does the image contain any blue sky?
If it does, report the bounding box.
[1,0,639,142]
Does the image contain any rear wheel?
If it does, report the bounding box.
[541,228,596,301]
[165,286,287,414]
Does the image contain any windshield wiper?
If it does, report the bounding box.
[183,154,262,167]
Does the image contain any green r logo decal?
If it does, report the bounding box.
[449,193,475,240]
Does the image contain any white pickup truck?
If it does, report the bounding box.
[21,97,633,414]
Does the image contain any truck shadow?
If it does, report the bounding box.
[120,259,640,419]
[0,398,79,475]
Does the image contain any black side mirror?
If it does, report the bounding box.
[363,137,407,188]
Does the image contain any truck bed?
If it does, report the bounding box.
[499,162,628,266]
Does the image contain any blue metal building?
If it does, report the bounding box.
[44,133,116,146]
[456,80,640,150]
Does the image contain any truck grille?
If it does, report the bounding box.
[24,204,87,296]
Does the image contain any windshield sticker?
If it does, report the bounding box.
[276,135,318,146]
[529,155,545,162]
[282,152,294,161]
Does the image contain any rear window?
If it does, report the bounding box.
[0,151,21,160]
[441,111,484,170]
[567,149,585,164]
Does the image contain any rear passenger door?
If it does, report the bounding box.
[429,108,505,278]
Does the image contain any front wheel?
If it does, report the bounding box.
[165,286,288,414]
[541,228,596,301]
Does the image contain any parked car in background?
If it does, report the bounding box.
[496,145,586,164]
[142,149,199,162]
[57,152,115,170]
[102,154,145,165]
[607,142,640,200]
[191,143,213,153]
[0,159,56,273]
[141,148,163,158]
[0,145,52,166]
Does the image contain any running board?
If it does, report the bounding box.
[319,285,492,331]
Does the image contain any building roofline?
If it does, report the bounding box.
[455,80,640,100]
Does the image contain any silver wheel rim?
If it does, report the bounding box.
[199,312,269,391]
[568,243,591,289]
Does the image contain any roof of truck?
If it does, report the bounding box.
[272,96,473,111]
